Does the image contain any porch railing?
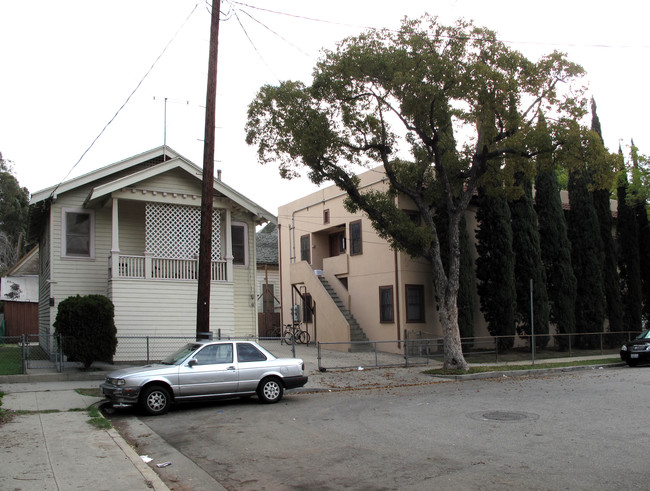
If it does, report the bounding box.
[113,255,228,281]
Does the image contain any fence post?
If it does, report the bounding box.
[404,330,409,367]
[58,335,63,373]
[317,342,322,371]
[599,332,603,355]
[146,336,150,364]
[21,334,26,374]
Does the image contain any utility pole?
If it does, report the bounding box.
[197,0,221,340]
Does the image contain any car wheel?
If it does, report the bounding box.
[257,377,283,404]
[140,385,171,415]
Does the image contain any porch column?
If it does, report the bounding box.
[225,209,233,281]
[110,197,120,277]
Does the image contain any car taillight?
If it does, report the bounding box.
[302,362,305,371]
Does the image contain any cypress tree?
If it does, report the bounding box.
[617,165,642,333]
[475,187,517,350]
[510,171,550,348]
[590,100,624,337]
[533,115,577,350]
[567,163,606,348]
[630,141,650,327]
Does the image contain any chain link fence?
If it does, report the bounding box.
[1,330,636,375]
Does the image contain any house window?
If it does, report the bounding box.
[323,209,330,224]
[379,286,394,323]
[406,285,425,323]
[231,222,248,266]
[300,234,310,263]
[350,220,362,255]
[62,208,95,259]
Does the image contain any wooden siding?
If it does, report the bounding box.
[232,214,257,337]
[38,220,51,336]
[117,200,145,255]
[110,279,235,337]
[137,168,203,196]
[4,301,39,336]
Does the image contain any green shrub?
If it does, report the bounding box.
[53,295,117,368]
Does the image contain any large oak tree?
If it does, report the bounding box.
[246,16,585,370]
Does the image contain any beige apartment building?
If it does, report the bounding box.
[278,166,490,353]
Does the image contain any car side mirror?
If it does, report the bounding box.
[188,359,198,367]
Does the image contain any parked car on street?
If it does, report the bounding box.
[100,340,308,415]
[620,330,650,367]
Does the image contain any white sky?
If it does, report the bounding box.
[1,1,648,215]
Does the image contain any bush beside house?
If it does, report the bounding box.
[53,295,117,368]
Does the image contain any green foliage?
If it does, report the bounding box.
[509,171,550,346]
[245,15,585,370]
[53,295,117,369]
[617,171,643,331]
[475,188,516,349]
[0,152,31,275]
[534,132,576,347]
[566,164,606,346]
[589,103,624,334]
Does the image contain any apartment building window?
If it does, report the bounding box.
[406,284,425,323]
[62,208,95,259]
[323,209,330,224]
[231,222,248,266]
[379,286,394,323]
[349,220,362,255]
[300,234,310,263]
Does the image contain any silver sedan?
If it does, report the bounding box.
[100,340,308,415]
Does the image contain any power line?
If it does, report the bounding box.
[48,2,201,200]
[232,1,650,51]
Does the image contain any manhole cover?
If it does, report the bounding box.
[468,410,539,422]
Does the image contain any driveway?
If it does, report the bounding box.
[108,366,647,490]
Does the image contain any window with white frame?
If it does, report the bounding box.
[231,222,248,266]
[61,208,95,259]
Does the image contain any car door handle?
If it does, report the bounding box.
[227,366,236,371]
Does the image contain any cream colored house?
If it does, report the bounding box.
[278,166,490,353]
[30,147,275,353]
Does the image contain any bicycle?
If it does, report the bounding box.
[282,322,311,345]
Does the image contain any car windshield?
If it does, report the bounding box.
[161,344,201,365]
[635,329,650,340]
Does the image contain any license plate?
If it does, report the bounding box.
[631,354,639,359]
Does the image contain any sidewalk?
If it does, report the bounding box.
[0,378,169,491]
[0,350,621,491]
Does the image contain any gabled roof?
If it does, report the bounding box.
[256,222,278,265]
[5,245,39,276]
[30,146,276,224]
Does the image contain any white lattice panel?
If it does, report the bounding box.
[146,203,222,260]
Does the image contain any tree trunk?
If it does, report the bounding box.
[439,293,468,370]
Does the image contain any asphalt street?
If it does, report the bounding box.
[107,366,648,491]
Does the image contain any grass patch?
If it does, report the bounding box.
[424,357,621,376]
[87,406,111,429]
[75,388,102,398]
[0,345,23,375]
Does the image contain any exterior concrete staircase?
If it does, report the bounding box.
[318,277,371,352]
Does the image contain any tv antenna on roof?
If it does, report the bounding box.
[153,96,190,158]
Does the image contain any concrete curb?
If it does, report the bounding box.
[431,361,626,381]
[106,427,171,491]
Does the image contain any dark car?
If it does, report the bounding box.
[100,340,308,415]
[620,329,650,366]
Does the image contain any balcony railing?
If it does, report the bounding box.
[112,254,228,281]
